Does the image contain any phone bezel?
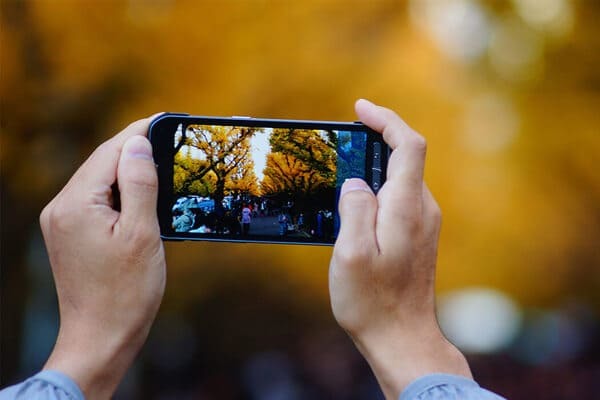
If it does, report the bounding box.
[149,113,388,245]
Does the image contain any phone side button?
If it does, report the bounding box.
[372,168,381,192]
[373,142,382,169]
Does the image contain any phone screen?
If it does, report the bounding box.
[150,115,387,245]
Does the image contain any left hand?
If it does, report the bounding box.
[40,116,166,399]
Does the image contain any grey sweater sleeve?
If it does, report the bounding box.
[0,371,84,400]
[399,374,505,400]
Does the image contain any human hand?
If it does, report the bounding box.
[40,116,166,399]
[330,100,471,399]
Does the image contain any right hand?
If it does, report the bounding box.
[329,100,471,400]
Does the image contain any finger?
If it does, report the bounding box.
[68,115,161,193]
[115,135,159,232]
[355,99,409,150]
[355,99,427,190]
[334,178,379,262]
[355,100,430,255]
[109,113,163,146]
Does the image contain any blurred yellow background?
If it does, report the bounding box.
[2,0,599,398]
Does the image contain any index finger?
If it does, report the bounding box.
[69,114,162,190]
[355,99,426,191]
[355,100,427,255]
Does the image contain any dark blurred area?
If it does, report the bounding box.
[1,0,599,398]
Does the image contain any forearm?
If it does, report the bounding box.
[43,321,150,399]
[352,321,472,400]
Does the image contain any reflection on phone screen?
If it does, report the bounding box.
[171,124,367,242]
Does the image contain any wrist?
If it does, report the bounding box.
[44,321,149,399]
[351,319,472,400]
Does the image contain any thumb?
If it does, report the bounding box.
[116,135,159,231]
[334,178,379,260]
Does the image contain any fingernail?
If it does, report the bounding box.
[125,136,153,161]
[340,178,371,198]
[356,98,375,107]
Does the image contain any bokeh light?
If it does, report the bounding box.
[488,17,544,83]
[409,0,491,62]
[438,287,522,354]
[512,0,574,38]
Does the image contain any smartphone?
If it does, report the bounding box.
[149,113,389,245]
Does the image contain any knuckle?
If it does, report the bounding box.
[339,190,374,214]
[426,195,442,225]
[408,133,427,154]
[432,202,442,222]
[39,203,52,231]
[42,200,74,233]
[125,118,150,134]
[382,107,401,123]
[94,140,113,156]
[122,163,158,190]
[334,242,372,266]
[135,173,158,192]
[88,140,114,164]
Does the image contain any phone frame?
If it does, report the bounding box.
[149,113,389,245]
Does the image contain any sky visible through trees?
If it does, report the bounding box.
[174,124,341,200]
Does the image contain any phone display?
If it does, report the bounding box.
[149,114,388,245]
